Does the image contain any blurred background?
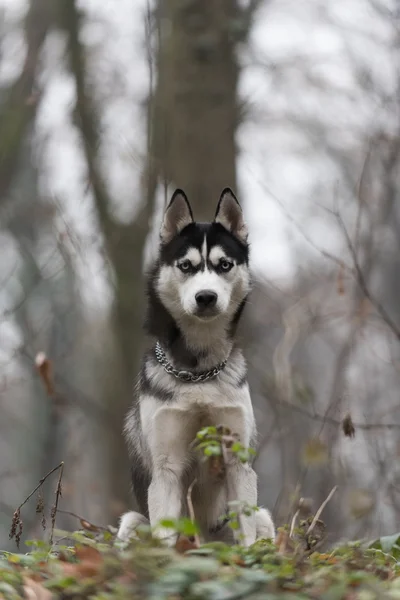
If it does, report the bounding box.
[0,0,399,550]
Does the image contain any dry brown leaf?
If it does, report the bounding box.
[175,535,200,554]
[74,544,102,564]
[35,352,54,397]
[23,577,52,600]
[61,561,101,579]
[58,544,105,578]
[79,519,101,532]
[230,554,246,567]
[342,413,356,438]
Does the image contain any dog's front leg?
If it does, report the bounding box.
[210,405,258,546]
[147,406,193,545]
[227,462,257,546]
[148,463,185,544]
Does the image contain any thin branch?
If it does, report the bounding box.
[289,508,300,539]
[258,173,400,342]
[271,392,400,432]
[10,462,64,547]
[306,486,338,536]
[186,479,200,547]
[56,509,107,532]
[0,0,51,202]
[17,462,63,512]
[353,143,373,253]
[334,206,400,340]
[220,441,246,543]
[50,463,64,545]
[260,180,351,271]
[62,0,111,230]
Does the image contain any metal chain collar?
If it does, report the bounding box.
[154,341,228,383]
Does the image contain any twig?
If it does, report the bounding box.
[289,508,300,538]
[306,486,338,535]
[50,463,64,545]
[18,462,64,512]
[186,479,200,547]
[271,391,400,432]
[262,174,400,341]
[56,509,107,532]
[334,206,400,340]
[354,142,373,253]
[221,442,246,543]
[261,181,350,271]
[10,462,64,548]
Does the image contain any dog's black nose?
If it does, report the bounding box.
[195,290,217,309]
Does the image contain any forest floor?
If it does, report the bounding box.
[1,519,400,599]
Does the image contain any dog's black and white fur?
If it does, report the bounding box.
[117,188,275,546]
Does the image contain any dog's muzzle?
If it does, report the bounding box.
[195,289,219,317]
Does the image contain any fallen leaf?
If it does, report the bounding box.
[79,519,101,533]
[175,535,200,554]
[35,352,54,397]
[59,544,104,578]
[23,577,52,600]
[231,554,246,566]
[342,413,356,438]
[74,544,102,563]
[61,561,100,579]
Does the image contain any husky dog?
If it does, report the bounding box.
[117,188,275,546]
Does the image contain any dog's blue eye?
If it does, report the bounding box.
[178,260,192,272]
[220,259,233,271]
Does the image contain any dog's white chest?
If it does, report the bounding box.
[140,380,255,461]
[174,380,236,409]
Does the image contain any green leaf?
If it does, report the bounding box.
[238,451,249,462]
[196,426,217,440]
[176,556,219,575]
[177,518,200,536]
[159,519,177,530]
[232,441,243,452]
[380,533,400,553]
[46,576,78,590]
[204,445,222,456]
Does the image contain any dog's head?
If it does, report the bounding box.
[155,188,250,323]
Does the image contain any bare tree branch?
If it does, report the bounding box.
[0,0,53,201]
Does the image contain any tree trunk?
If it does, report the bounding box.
[152,0,240,218]
[61,0,153,511]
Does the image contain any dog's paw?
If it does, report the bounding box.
[117,511,149,542]
[255,507,275,542]
[152,525,178,547]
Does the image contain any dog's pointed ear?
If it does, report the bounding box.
[214,188,248,243]
[160,189,194,244]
